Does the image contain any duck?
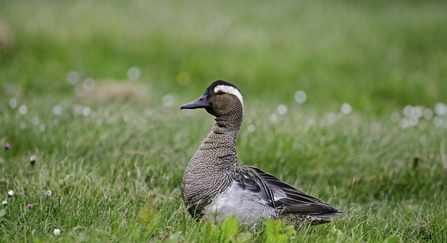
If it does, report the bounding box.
[180,80,344,227]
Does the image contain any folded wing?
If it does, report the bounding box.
[236,166,344,221]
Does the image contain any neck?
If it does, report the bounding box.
[192,113,243,168]
[213,113,243,134]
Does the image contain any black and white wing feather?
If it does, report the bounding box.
[236,166,344,219]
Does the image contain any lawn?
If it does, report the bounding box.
[1,0,447,242]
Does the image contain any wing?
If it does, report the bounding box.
[235,166,343,216]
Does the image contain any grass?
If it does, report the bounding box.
[1,0,447,242]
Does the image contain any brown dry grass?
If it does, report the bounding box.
[0,21,14,51]
[80,80,149,103]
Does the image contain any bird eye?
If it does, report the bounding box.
[216,90,224,95]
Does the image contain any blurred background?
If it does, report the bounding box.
[1,0,446,115]
[1,2,447,241]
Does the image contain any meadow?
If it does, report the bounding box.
[1,0,447,242]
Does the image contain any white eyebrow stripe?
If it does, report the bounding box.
[214,85,244,105]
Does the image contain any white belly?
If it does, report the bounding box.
[203,181,276,225]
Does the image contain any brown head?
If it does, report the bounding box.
[180,80,244,118]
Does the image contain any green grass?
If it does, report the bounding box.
[1,0,447,242]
